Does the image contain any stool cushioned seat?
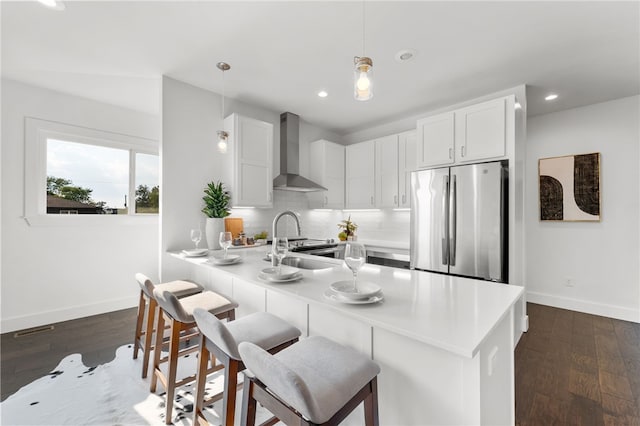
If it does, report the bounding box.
[239,336,380,424]
[154,289,237,323]
[194,309,301,360]
[136,273,202,299]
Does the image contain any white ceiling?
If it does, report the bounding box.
[2,1,639,135]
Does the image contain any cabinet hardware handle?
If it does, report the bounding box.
[394,195,398,204]
[402,194,406,204]
[269,191,272,202]
[449,148,453,159]
[324,196,328,206]
[370,196,374,205]
[461,146,466,157]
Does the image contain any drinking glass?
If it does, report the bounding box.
[344,242,366,292]
[190,229,202,249]
[219,231,232,258]
[271,237,289,275]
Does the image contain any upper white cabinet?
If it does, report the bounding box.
[416,96,510,168]
[455,97,506,163]
[223,113,274,207]
[398,130,416,208]
[416,112,455,168]
[308,139,345,209]
[345,140,375,209]
[375,135,399,208]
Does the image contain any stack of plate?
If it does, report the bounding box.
[209,254,241,266]
[258,266,303,283]
[181,248,209,257]
[324,280,384,304]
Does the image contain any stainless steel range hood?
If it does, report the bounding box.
[273,112,327,192]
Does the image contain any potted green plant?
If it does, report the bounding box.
[338,215,358,241]
[202,181,231,249]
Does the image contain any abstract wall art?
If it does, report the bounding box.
[539,152,601,222]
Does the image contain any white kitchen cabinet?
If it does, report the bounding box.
[266,290,308,337]
[345,140,375,209]
[231,277,266,317]
[375,134,399,208]
[416,96,509,169]
[455,97,506,163]
[308,139,345,209]
[308,304,372,356]
[223,113,274,207]
[416,111,455,168]
[398,130,416,208]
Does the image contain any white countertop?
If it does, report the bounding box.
[172,247,523,359]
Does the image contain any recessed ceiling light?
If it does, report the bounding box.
[317,90,328,98]
[545,93,558,101]
[395,49,417,63]
[37,0,65,10]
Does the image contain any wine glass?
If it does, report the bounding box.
[219,231,232,258]
[271,237,289,275]
[344,242,366,293]
[190,229,202,249]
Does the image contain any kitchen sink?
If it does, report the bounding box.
[281,256,336,270]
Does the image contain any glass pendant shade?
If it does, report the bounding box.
[217,130,228,154]
[354,56,373,101]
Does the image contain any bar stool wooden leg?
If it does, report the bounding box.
[150,310,165,393]
[364,377,379,426]
[240,378,257,426]
[222,358,240,425]
[193,336,211,426]
[133,290,146,359]
[141,298,157,378]
[164,319,182,424]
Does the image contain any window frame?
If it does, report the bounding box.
[25,117,159,227]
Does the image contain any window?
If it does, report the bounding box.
[25,117,159,226]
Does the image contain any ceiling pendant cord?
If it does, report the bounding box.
[216,62,231,153]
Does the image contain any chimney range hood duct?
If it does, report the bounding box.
[273,112,327,192]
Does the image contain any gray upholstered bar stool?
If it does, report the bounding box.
[151,289,238,425]
[239,336,381,426]
[133,273,203,378]
[192,308,301,426]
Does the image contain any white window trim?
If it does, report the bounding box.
[24,117,159,227]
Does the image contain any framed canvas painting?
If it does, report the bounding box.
[538,152,601,222]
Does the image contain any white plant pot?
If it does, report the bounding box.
[205,218,224,250]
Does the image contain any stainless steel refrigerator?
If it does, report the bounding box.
[410,160,508,282]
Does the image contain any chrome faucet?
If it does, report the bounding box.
[272,210,302,239]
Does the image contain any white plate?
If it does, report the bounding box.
[182,249,209,257]
[260,266,300,280]
[329,280,382,300]
[258,271,303,283]
[323,289,384,305]
[210,255,241,265]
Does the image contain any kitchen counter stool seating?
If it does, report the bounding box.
[133,273,204,378]
[238,336,381,426]
[192,308,301,426]
[151,289,238,425]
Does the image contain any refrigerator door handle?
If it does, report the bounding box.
[449,174,457,266]
[442,175,449,265]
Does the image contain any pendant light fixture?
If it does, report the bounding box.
[354,1,373,101]
[216,62,231,154]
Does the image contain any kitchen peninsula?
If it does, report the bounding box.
[172,248,523,425]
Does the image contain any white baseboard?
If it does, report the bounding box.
[526,291,640,323]
[0,296,138,333]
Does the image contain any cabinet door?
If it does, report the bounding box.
[456,97,506,163]
[375,135,399,208]
[416,112,455,168]
[226,114,274,208]
[345,141,375,209]
[309,140,344,209]
[232,277,266,318]
[266,290,308,337]
[398,131,417,208]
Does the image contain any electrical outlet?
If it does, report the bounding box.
[565,277,575,287]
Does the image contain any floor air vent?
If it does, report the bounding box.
[14,325,54,337]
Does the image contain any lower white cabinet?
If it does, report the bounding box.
[308,304,372,356]
[231,278,265,317]
[266,289,308,337]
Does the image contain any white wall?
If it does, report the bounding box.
[160,77,344,281]
[0,79,161,332]
[525,95,640,322]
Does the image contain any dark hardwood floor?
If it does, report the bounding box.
[516,303,640,425]
[2,303,639,425]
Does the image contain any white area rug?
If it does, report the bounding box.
[0,344,278,425]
